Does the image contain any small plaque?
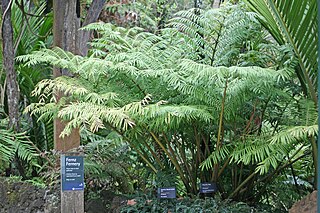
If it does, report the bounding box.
[199,182,217,193]
[157,187,176,199]
[61,155,84,191]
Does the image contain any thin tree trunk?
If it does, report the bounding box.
[212,0,221,8]
[53,0,80,56]
[212,80,227,182]
[78,0,106,56]
[2,0,26,178]
[2,0,20,130]
[53,3,85,212]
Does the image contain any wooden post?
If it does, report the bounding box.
[53,1,105,211]
[53,1,83,212]
[53,0,81,153]
[61,191,84,213]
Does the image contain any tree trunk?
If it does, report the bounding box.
[78,0,106,56]
[53,0,80,56]
[2,0,20,130]
[212,0,221,8]
[2,0,26,179]
[54,3,83,212]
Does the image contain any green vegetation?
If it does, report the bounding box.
[121,197,258,212]
[0,0,318,212]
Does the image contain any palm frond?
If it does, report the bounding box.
[245,0,318,102]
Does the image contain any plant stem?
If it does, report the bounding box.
[228,172,256,199]
[213,79,228,181]
[140,137,164,169]
[150,131,191,192]
[108,124,158,173]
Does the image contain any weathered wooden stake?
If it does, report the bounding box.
[61,191,85,213]
[61,153,84,213]
[53,1,83,212]
[53,1,106,211]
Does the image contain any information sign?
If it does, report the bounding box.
[157,187,176,199]
[199,182,217,193]
[61,155,84,191]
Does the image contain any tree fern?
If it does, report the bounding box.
[18,13,302,198]
[167,3,271,66]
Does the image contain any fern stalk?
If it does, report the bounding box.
[244,104,256,134]
[210,15,225,66]
[110,125,158,173]
[258,96,271,135]
[259,144,306,184]
[218,156,230,179]
[194,125,201,180]
[131,143,158,173]
[140,138,165,169]
[213,79,228,182]
[228,171,256,199]
[173,134,197,193]
[202,134,210,157]
[26,138,54,169]
[150,131,191,192]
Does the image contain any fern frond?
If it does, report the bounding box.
[200,145,231,170]
[84,92,119,106]
[57,100,146,137]
[140,104,213,132]
[0,129,38,167]
[270,125,318,145]
[228,137,291,175]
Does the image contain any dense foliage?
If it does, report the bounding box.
[0,0,317,212]
[120,196,258,212]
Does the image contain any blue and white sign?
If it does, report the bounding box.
[61,155,84,191]
[157,187,176,199]
[199,182,217,193]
